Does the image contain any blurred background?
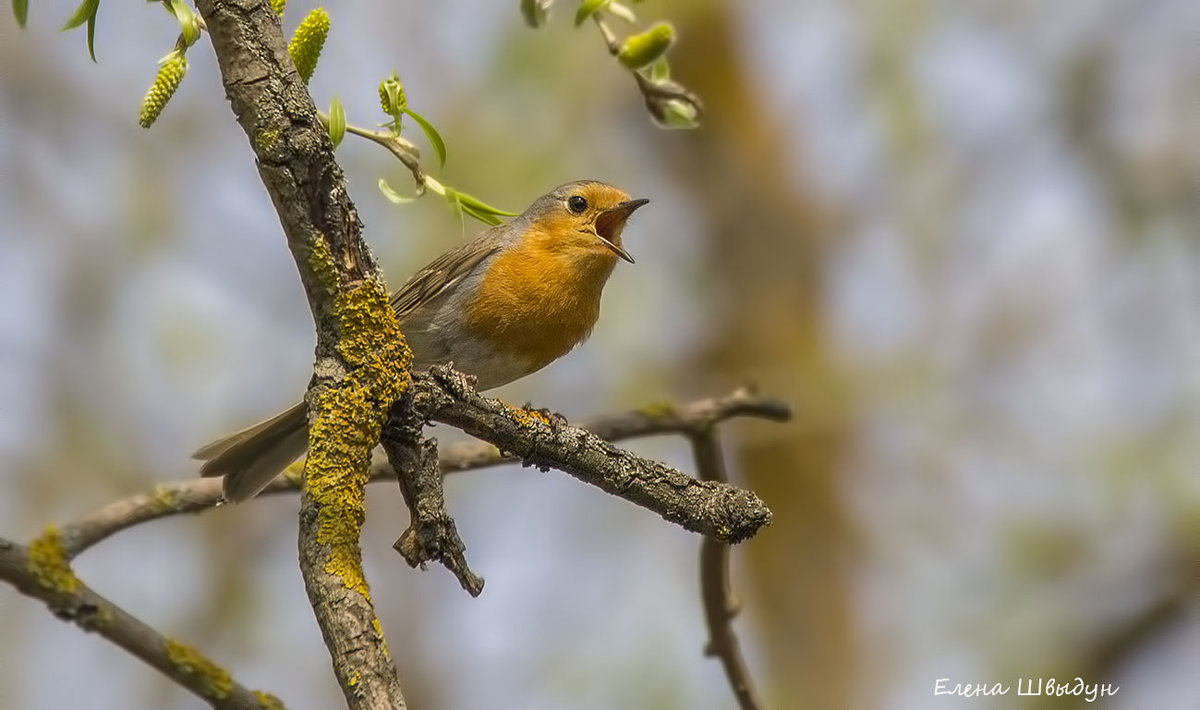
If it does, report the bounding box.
[2,0,1198,707]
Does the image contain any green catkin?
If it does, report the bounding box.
[138,54,187,129]
[288,8,330,84]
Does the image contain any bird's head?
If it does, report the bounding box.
[521,180,649,264]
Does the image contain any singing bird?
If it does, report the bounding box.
[195,180,648,502]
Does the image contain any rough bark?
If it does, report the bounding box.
[193,0,408,705]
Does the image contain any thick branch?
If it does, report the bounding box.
[691,430,763,710]
[59,388,789,560]
[416,367,774,543]
[0,534,279,709]
[193,0,406,706]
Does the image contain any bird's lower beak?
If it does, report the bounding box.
[594,198,649,264]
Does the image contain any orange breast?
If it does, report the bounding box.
[464,230,616,372]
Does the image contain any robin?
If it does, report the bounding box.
[194,180,648,502]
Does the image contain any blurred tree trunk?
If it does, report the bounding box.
[661,4,857,707]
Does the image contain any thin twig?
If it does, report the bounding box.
[317,110,425,182]
[592,15,703,123]
[0,535,280,709]
[57,387,789,560]
[380,392,484,596]
[690,429,764,710]
[59,478,226,560]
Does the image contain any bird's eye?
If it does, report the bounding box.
[567,195,588,214]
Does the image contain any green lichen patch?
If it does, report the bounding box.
[165,639,233,699]
[27,526,81,594]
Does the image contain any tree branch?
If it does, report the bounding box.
[690,430,763,710]
[0,534,280,709]
[415,367,775,543]
[193,0,407,705]
[380,392,484,596]
[56,388,789,561]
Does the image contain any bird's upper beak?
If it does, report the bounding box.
[593,198,648,264]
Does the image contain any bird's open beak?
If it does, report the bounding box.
[594,198,648,264]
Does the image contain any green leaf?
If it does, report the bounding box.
[455,191,518,218]
[574,0,609,27]
[85,9,97,61]
[13,0,28,27]
[328,96,346,149]
[461,204,503,226]
[61,0,97,30]
[378,178,415,204]
[169,0,200,45]
[650,57,670,82]
[443,186,466,232]
[520,0,552,28]
[400,107,446,167]
[61,0,101,61]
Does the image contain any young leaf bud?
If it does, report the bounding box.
[617,22,674,69]
[379,74,407,118]
[651,97,699,129]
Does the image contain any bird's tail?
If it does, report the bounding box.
[194,401,309,502]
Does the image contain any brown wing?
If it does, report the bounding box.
[389,230,506,319]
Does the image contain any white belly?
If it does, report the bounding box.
[402,311,537,391]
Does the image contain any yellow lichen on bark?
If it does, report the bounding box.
[254,128,281,155]
[302,235,412,599]
[253,690,286,709]
[164,639,233,699]
[27,526,81,594]
[152,484,185,510]
[512,407,553,427]
[371,616,390,656]
[639,402,677,419]
[306,231,340,297]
